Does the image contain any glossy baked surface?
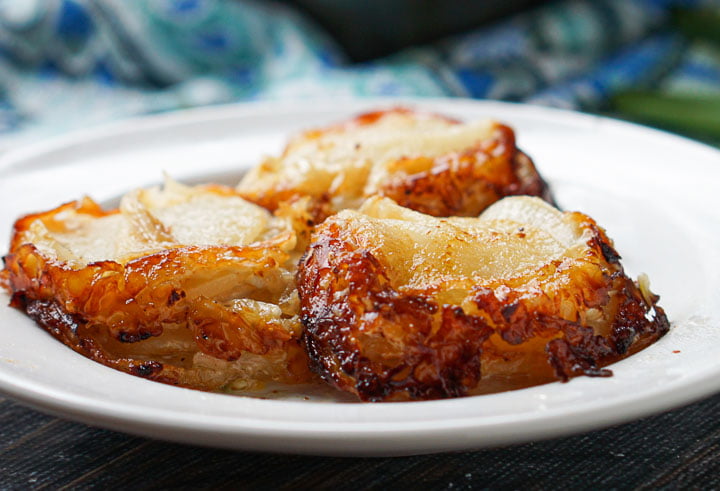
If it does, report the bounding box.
[237,108,551,224]
[2,180,311,391]
[299,197,667,401]
[0,100,717,455]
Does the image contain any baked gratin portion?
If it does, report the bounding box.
[237,108,552,229]
[1,179,312,391]
[298,196,669,402]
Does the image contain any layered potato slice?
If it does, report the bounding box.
[237,108,552,230]
[1,179,312,391]
[298,196,669,401]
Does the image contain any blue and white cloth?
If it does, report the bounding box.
[0,0,718,143]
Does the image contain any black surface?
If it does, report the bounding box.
[2,392,719,489]
[281,0,549,61]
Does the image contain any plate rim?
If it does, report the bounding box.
[2,96,720,170]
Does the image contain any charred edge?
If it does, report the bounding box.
[13,296,181,387]
[600,241,622,264]
[356,366,394,402]
[23,297,84,338]
[474,290,535,346]
[349,290,487,399]
[118,331,152,343]
[356,306,490,401]
[546,338,613,381]
[130,361,163,378]
[167,289,186,306]
[612,325,636,355]
[300,320,351,390]
[654,305,671,336]
[610,278,671,355]
[9,291,28,310]
[501,302,520,322]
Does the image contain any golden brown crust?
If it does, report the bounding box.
[298,239,494,400]
[297,199,669,401]
[1,110,669,403]
[2,190,313,391]
[237,108,553,223]
[376,127,552,217]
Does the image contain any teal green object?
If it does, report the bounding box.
[0,0,717,144]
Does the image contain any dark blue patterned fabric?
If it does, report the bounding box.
[0,0,717,142]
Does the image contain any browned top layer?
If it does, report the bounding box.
[237,107,552,224]
[298,197,669,401]
[2,182,312,391]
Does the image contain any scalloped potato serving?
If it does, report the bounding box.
[1,108,669,401]
[298,196,669,401]
[237,108,552,226]
[1,179,312,391]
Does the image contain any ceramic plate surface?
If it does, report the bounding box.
[0,99,719,456]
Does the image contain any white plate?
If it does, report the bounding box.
[1,99,719,457]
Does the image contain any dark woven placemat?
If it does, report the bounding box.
[2,391,719,490]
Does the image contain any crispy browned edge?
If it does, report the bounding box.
[0,190,312,390]
[297,213,669,402]
[239,107,554,223]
